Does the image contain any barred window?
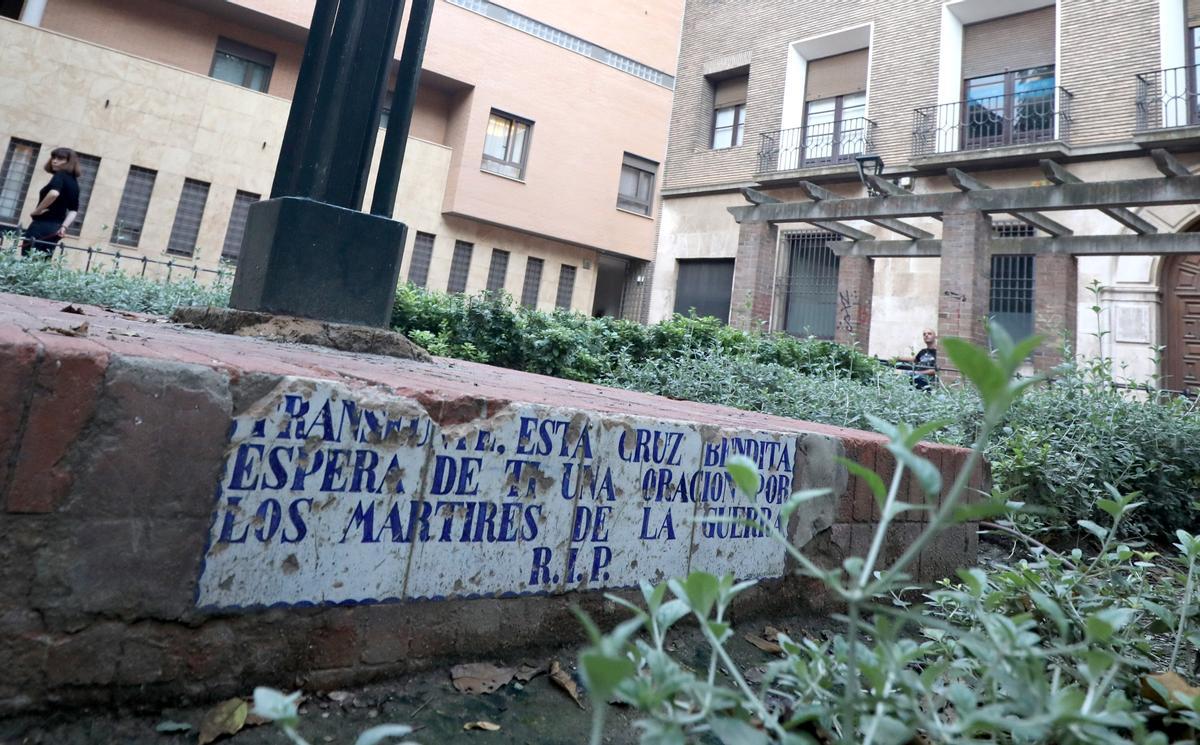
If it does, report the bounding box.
[781,231,841,339]
[166,178,211,256]
[0,139,40,225]
[521,257,544,307]
[407,232,435,287]
[65,153,101,237]
[221,190,260,261]
[111,166,157,247]
[989,220,1036,341]
[447,240,474,293]
[555,264,576,309]
[486,249,509,292]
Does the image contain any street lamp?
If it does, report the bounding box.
[855,154,885,196]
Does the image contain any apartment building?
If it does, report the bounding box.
[654,0,1200,389]
[0,0,683,317]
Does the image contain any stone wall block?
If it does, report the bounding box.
[44,621,127,687]
[60,356,232,519]
[0,331,41,502]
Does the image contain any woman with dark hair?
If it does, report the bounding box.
[20,147,81,258]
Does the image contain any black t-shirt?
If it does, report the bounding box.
[36,171,80,224]
[914,347,937,372]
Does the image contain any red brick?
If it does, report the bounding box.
[835,256,874,350]
[860,445,895,523]
[0,330,41,498]
[840,436,877,523]
[5,345,109,513]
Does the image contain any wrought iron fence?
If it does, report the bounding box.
[912,87,1072,157]
[1,229,232,285]
[757,117,876,174]
[1135,66,1199,131]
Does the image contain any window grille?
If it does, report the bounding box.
[447,240,474,293]
[221,190,260,260]
[556,265,576,309]
[782,231,841,339]
[66,153,101,237]
[407,232,435,287]
[0,139,40,225]
[486,249,509,292]
[989,220,1036,341]
[521,257,544,307]
[166,178,210,257]
[111,166,157,247]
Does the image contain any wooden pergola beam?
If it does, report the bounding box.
[830,232,1200,258]
[947,168,1073,237]
[741,187,871,240]
[1151,148,1192,178]
[1039,160,1158,235]
[728,175,1200,223]
[798,181,934,240]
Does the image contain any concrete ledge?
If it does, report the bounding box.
[0,293,984,712]
[910,141,1071,171]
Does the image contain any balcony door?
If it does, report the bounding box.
[1163,253,1200,393]
[963,65,1056,150]
[802,93,867,166]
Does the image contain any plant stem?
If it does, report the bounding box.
[859,464,907,588]
[1169,553,1197,672]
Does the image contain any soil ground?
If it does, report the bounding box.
[0,611,838,745]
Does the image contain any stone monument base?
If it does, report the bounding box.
[171,306,431,361]
[229,197,407,328]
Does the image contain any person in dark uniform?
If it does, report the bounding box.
[898,328,938,391]
[21,147,81,258]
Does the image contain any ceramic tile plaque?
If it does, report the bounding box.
[196,378,801,609]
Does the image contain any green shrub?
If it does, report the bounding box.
[0,249,230,315]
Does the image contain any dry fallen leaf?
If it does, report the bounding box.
[1141,671,1200,707]
[549,659,585,709]
[61,304,85,315]
[41,321,88,337]
[744,633,783,655]
[197,697,248,745]
[451,663,516,694]
[463,720,501,731]
[514,662,545,683]
[327,690,352,704]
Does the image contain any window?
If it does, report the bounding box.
[166,179,210,257]
[111,166,157,247]
[521,257,543,307]
[221,190,260,260]
[802,93,867,164]
[486,249,509,292]
[990,221,1036,341]
[711,73,748,149]
[712,104,745,149]
[617,153,657,216]
[210,37,275,93]
[782,231,841,340]
[408,232,435,287]
[0,138,39,225]
[963,65,1056,148]
[482,110,532,179]
[447,240,474,293]
[555,265,576,309]
[65,153,101,237]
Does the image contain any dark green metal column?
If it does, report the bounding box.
[371,0,435,218]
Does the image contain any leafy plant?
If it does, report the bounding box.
[578,329,1200,744]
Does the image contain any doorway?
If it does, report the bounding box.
[591,255,628,318]
[1162,253,1200,392]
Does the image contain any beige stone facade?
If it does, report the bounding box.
[653,0,1200,390]
[0,0,683,315]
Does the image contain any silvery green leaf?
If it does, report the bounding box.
[353,724,416,745]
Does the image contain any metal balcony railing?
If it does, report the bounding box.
[912,87,1072,157]
[757,117,876,174]
[1135,66,1200,131]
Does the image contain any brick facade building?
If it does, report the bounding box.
[653,0,1200,389]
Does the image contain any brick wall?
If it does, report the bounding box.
[664,0,1162,192]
